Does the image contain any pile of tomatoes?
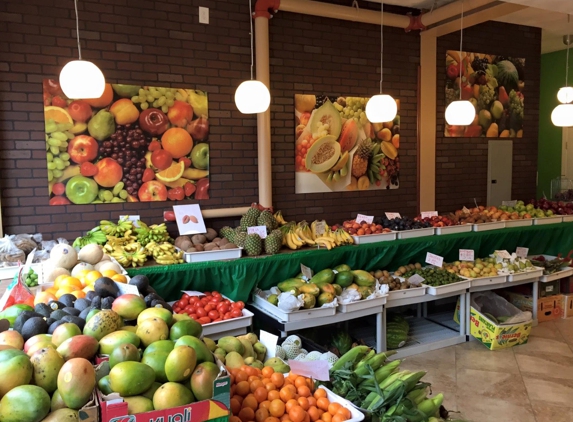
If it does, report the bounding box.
[172,291,245,325]
[228,365,352,422]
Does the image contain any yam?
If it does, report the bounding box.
[205,228,218,241]
[185,247,197,253]
[203,243,217,251]
[191,234,207,245]
[212,237,222,244]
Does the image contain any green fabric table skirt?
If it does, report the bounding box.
[127,223,573,302]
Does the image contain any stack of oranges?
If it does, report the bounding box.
[34,269,128,305]
[228,365,352,422]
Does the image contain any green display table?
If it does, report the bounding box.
[127,223,573,302]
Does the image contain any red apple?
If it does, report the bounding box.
[138,181,168,201]
[52,96,67,108]
[168,100,193,128]
[151,150,173,170]
[49,196,71,206]
[68,100,93,123]
[68,135,99,164]
[139,108,169,136]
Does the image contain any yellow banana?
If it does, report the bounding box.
[290,232,304,247]
[315,239,333,250]
[182,168,209,180]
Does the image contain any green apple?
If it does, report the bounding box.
[65,176,98,204]
[191,143,209,170]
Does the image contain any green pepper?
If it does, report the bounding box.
[0,304,33,327]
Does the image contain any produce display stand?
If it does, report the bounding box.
[201,308,254,340]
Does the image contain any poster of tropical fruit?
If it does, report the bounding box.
[445,51,525,137]
[294,94,400,193]
[43,80,209,205]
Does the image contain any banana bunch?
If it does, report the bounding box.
[145,241,184,265]
[281,225,305,250]
[310,220,329,240]
[72,227,107,248]
[108,241,148,268]
[100,219,133,237]
[135,222,171,246]
[294,221,315,245]
[367,142,385,186]
[102,230,138,253]
[333,228,354,246]
[273,211,288,226]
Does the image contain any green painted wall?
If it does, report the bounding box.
[538,50,573,198]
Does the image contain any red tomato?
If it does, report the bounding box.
[182,293,190,300]
[204,303,214,312]
[210,296,222,303]
[231,309,242,318]
[198,316,211,324]
[213,318,222,322]
[223,314,233,320]
[189,296,199,304]
[208,310,219,320]
[196,307,207,317]
[189,313,198,319]
[173,307,181,314]
[179,298,189,307]
[203,291,212,297]
[212,291,220,296]
[235,301,245,309]
[200,298,209,307]
[217,303,230,314]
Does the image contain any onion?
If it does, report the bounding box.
[187,116,209,141]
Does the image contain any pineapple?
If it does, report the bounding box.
[244,233,262,256]
[264,230,283,255]
[257,210,277,232]
[235,232,247,248]
[241,207,261,229]
[219,226,235,243]
[351,138,374,178]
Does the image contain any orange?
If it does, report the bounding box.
[230,398,241,415]
[314,389,327,400]
[44,106,73,125]
[155,161,185,183]
[327,403,341,416]
[280,385,296,402]
[262,366,275,378]
[233,395,244,405]
[254,386,268,403]
[297,386,311,398]
[260,400,272,410]
[236,381,250,397]
[336,407,351,420]
[320,413,331,422]
[55,286,75,298]
[288,406,306,422]
[267,390,280,402]
[308,407,320,422]
[85,83,113,108]
[71,290,86,299]
[111,274,127,283]
[44,287,58,295]
[316,398,330,412]
[242,394,258,411]
[238,407,255,422]
[280,416,292,422]
[230,416,242,422]
[297,397,309,411]
[256,408,270,422]
[331,415,345,422]
[285,399,299,413]
[85,271,102,285]
[307,398,316,407]
[34,292,57,305]
[265,383,277,392]
[236,371,249,383]
[265,418,281,422]
[271,373,285,389]
[161,127,193,159]
[54,274,70,288]
[269,399,286,418]
[101,269,118,278]
[75,269,91,281]
[294,377,308,389]
[250,380,265,394]
[60,276,83,290]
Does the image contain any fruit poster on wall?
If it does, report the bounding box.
[43,80,210,205]
[445,51,525,137]
[294,94,400,194]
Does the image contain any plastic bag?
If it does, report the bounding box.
[0,266,34,311]
[32,249,50,263]
[278,292,303,312]
[0,235,25,267]
[11,234,38,256]
[471,291,532,325]
[338,288,362,304]
[40,240,57,253]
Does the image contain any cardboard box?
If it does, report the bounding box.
[469,306,532,350]
[504,291,563,322]
[562,294,573,318]
[561,276,573,294]
[539,280,560,297]
[77,391,99,422]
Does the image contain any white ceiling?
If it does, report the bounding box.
[364,0,456,10]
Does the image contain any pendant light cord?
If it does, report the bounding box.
[74,0,82,60]
[459,0,464,100]
[379,3,384,94]
[249,0,254,81]
[566,15,570,87]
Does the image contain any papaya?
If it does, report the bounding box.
[111,294,146,321]
[335,271,354,288]
[56,335,99,360]
[30,347,64,394]
[153,382,194,410]
[109,343,140,368]
[137,307,173,327]
[190,361,220,401]
[301,293,316,309]
[338,119,359,152]
[141,351,169,383]
[109,361,155,397]
[0,385,51,422]
[123,396,154,415]
[40,408,79,421]
[169,319,202,341]
[136,317,169,348]
[57,358,96,410]
[357,286,373,299]
[318,283,336,295]
[143,339,174,357]
[299,283,320,296]
[333,264,351,273]
[165,345,197,382]
[99,330,141,355]
[309,269,335,285]
[0,349,33,398]
[174,336,214,364]
[277,278,305,292]
[352,270,376,287]
[317,292,335,307]
[332,284,342,296]
[83,309,122,341]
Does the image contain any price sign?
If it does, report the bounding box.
[495,250,512,260]
[120,215,140,227]
[516,247,529,258]
[356,214,374,224]
[300,264,313,280]
[259,330,278,359]
[247,226,267,239]
[315,221,326,235]
[425,252,444,268]
[115,282,139,295]
[459,249,475,261]
[288,360,330,381]
[421,211,438,219]
[502,200,517,207]
[385,213,401,220]
[408,274,425,286]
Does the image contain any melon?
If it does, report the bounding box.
[78,244,103,265]
[307,100,342,139]
[50,244,78,270]
[95,261,122,274]
[45,266,71,283]
[71,262,94,277]
[305,135,341,174]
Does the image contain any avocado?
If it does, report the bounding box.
[91,296,102,309]
[151,300,172,312]
[48,319,66,334]
[45,317,56,326]
[48,301,66,311]
[62,307,81,317]
[14,311,43,333]
[144,293,161,307]
[74,299,90,312]
[61,315,86,330]
[34,303,52,318]
[79,306,94,320]
[129,275,150,294]
[58,294,76,308]
[101,296,114,310]
[50,309,68,321]
[94,277,119,298]
[146,285,157,295]
[21,317,49,340]
[85,291,96,301]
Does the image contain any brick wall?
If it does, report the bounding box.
[435,21,541,212]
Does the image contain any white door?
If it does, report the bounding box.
[562,128,573,180]
[487,140,513,206]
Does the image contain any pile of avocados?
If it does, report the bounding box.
[14,275,171,341]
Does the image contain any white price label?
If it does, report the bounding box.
[421,211,438,219]
[502,200,517,207]
[259,330,279,359]
[459,249,475,261]
[408,274,425,286]
[120,215,140,227]
[300,264,313,280]
[385,213,401,220]
[425,252,444,268]
[287,360,330,381]
[315,221,326,235]
[516,247,529,258]
[115,282,139,295]
[247,226,267,239]
[495,250,512,260]
[356,214,374,224]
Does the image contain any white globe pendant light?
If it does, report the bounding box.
[234,0,270,114]
[552,28,573,126]
[557,86,573,104]
[59,0,105,99]
[552,104,573,127]
[365,3,397,123]
[445,0,474,126]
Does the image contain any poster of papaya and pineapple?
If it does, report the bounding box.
[294,94,400,194]
[43,80,210,205]
[445,51,525,137]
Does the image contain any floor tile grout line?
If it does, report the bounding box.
[512,347,539,422]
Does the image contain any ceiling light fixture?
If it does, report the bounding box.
[553,16,573,127]
[444,0,475,126]
[59,0,105,99]
[234,0,271,114]
[365,2,397,123]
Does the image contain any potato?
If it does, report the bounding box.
[204,243,218,251]
[212,237,222,244]
[222,243,238,249]
[174,236,190,248]
[205,228,218,241]
[191,234,207,245]
[194,244,204,252]
[177,239,192,251]
[219,238,229,246]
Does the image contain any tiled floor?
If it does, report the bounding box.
[400,318,573,422]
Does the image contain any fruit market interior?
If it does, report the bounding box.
[1,0,573,421]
